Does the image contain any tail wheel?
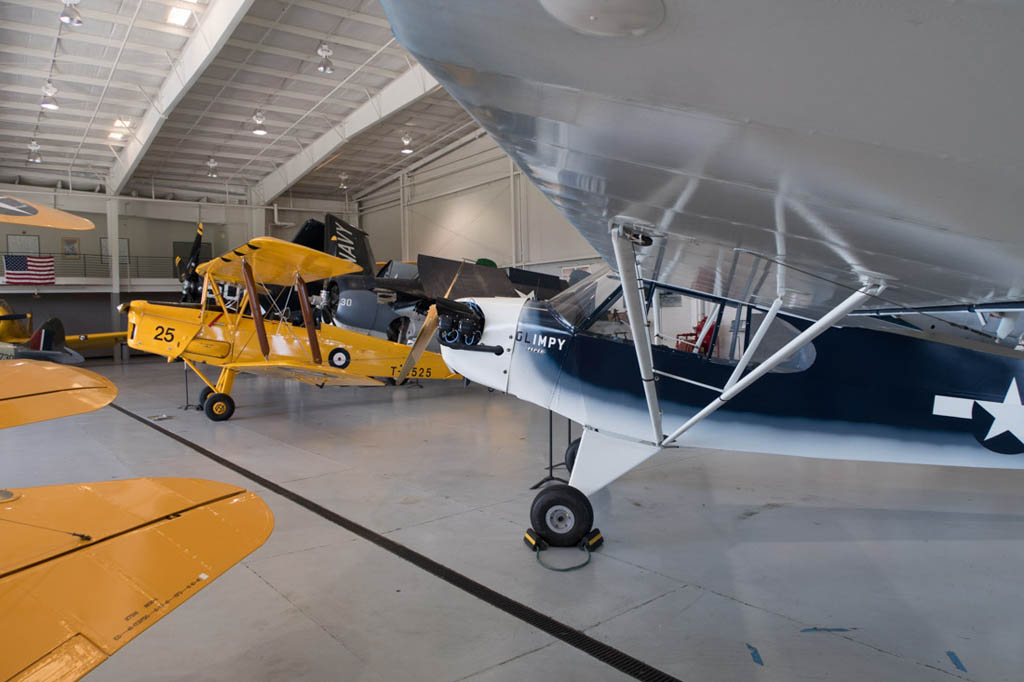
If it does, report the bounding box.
[199,385,214,406]
[204,393,235,422]
[564,437,581,474]
[530,484,593,547]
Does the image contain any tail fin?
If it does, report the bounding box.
[325,214,375,274]
[290,218,326,251]
[28,317,66,351]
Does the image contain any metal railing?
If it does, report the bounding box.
[0,252,178,280]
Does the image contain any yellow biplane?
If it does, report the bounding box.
[0,359,274,681]
[123,237,458,421]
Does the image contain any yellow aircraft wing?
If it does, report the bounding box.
[225,359,386,387]
[0,195,94,231]
[196,236,362,286]
[65,331,127,351]
[0,477,274,681]
[0,360,117,429]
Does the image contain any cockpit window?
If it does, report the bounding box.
[548,265,616,328]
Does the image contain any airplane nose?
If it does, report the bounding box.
[438,297,527,393]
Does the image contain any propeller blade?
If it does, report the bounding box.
[394,262,465,384]
[394,305,438,384]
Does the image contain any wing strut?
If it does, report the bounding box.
[241,258,270,359]
[610,221,662,442]
[295,273,322,365]
[662,283,882,446]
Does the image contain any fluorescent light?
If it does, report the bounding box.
[108,132,124,140]
[60,2,83,27]
[40,96,59,111]
[167,7,191,26]
[114,117,131,128]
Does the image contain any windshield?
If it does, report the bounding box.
[548,264,616,328]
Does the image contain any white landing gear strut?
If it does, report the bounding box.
[531,217,884,547]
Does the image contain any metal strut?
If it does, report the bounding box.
[610,221,662,442]
[661,284,883,446]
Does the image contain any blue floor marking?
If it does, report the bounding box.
[746,643,764,666]
[946,651,967,672]
[801,627,853,633]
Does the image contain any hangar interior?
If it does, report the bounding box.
[2,1,1023,681]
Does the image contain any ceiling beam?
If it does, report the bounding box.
[252,64,439,205]
[1,0,193,39]
[1,21,182,58]
[108,0,256,194]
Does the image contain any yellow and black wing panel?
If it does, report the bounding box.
[0,478,274,681]
[0,196,94,231]
[224,359,386,387]
[196,236,362,286]
[0,360,117,430]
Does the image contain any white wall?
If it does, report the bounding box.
[358,134,597,268]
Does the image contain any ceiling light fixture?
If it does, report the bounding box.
[166,6,191,26]
[400,133,413,155]
[206,157,219,178]
[108,132,124,141]
[59,0,83,27]
[316,43,335,74]
[114,117,131,128]
[252,109,268,136]
[27,140,42,164]
[338,172,349,189]
[40,81,59,111]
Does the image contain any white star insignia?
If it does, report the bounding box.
[976,378,1024,443]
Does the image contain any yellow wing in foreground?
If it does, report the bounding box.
[0,477,274,681]
[225,359,386,387]
[0,195,94,231]
[0,360,117,429]
[196,236,361,286]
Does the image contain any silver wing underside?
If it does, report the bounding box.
[381,0,1024,354]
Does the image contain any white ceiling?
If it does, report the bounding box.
[0,0,481,203]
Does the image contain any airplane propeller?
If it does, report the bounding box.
[178,223,205,302]
[393,262,464,384]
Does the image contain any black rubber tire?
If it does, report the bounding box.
[530,484,593,547]
[204,393,235,422]
[564,437,581,474]
[199,385,214,406]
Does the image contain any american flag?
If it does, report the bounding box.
[3,255,55,284]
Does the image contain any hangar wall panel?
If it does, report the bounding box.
[358,135,597,268]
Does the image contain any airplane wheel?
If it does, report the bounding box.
[199,386,214,406]
[564,437,581,474]
[530,484,593,547]
[204,393,235,422]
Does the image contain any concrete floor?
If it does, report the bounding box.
[4,357,1024,681]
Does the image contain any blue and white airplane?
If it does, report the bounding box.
[381,0,1024,547]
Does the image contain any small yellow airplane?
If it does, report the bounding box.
[0,359,274,681]
[123,237,458,421]
[0,300,126,362]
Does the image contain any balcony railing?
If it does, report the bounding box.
[1,252,179,282]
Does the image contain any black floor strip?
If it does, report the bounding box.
[110,403,683,682]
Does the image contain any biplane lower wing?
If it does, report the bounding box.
[0,360,117,429]
[225,360,386,388]
[0,477,274,681]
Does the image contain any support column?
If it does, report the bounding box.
[399,172,409,261]
[250,202,266,238]
[106,195,121,360]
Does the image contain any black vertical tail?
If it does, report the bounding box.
[28,317,66,351]
[325,214,375,274]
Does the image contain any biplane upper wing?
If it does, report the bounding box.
[0,360,117,429]
[224,359,386,387]
[0,477,274,681]
[196,236,362,286]
[382,0,1024,354]
[0,195,94,231]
